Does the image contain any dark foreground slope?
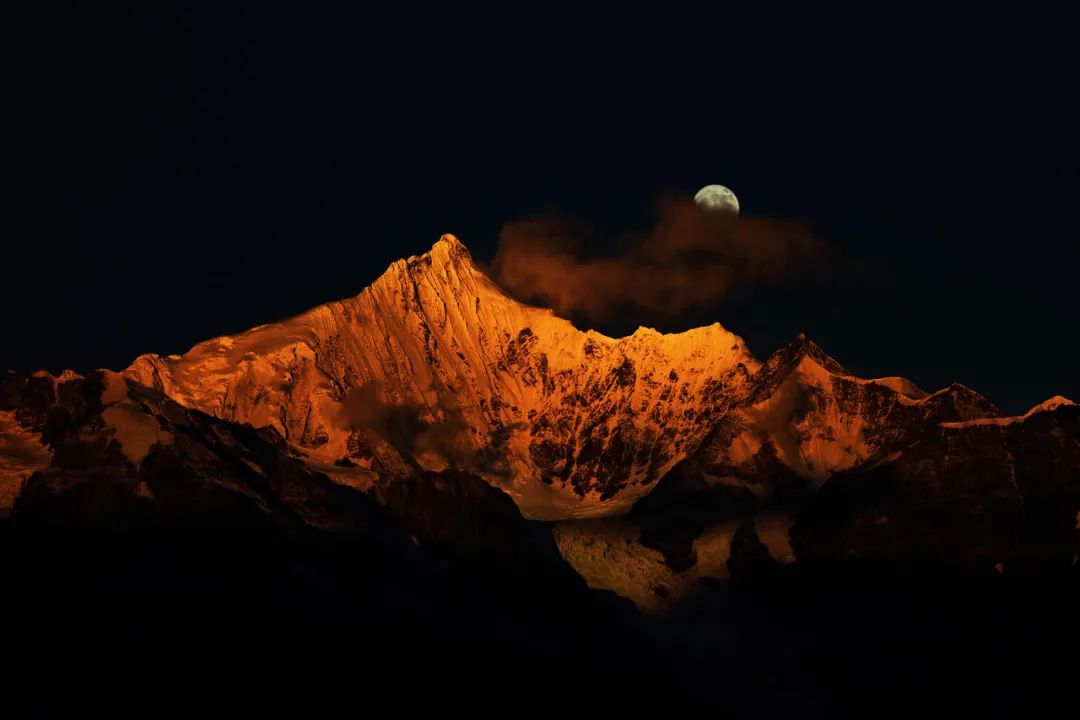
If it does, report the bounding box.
[0,370,664,707]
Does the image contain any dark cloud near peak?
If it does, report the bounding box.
[487,197,829,324]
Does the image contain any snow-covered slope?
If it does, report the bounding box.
[553,513,795,613]
[126,235,758,519]
[687,335,1001,487]
[940,395,1076,428]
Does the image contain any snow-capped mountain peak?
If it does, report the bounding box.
[125,235,758,518]
[119,235,1065,521]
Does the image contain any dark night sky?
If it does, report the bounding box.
[9,2,1079,413]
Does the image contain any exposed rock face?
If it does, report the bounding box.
[125,235,757,519]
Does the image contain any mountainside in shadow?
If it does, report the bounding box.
[0,367,666,704]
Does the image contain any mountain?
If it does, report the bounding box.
[122,234,1058,524]
[125,235,758,519]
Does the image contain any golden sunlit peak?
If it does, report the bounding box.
[402,234,472,269]
[430,233,471,261]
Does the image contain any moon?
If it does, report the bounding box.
[694,184,740,214]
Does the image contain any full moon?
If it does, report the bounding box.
[694,184,740,214]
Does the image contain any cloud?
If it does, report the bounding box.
[488,197,828,322]
[337,382,516,477]
[337,381,465,460]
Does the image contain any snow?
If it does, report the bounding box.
[940,395,1075,429]
[729,355,874,481]
[553,512,794,613]
[102,404,175,466]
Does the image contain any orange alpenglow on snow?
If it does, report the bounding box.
[122,235,1060,520]
[125,235,758,518]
